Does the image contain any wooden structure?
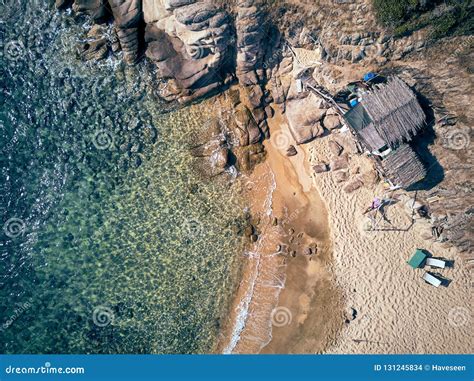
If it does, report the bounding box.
[344,77,427,189]
[382,144,426,188]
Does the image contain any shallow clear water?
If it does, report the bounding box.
[0,1,244,353]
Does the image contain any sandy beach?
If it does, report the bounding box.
[307,133,472,354]
[219,109,472,354]
[217,110,343,354]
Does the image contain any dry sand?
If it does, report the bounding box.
[219,108,472,354]
[307,132,472,354]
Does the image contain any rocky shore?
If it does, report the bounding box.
[55,0,473,353]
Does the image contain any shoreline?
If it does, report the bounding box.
[217,110,343,354]
[217,106,471,354]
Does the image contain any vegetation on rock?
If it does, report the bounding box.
[372,0,474,39]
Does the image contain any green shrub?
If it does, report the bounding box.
[373,0,474,40]
[372,0,420,26]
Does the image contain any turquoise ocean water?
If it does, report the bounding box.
[0,1,245,353]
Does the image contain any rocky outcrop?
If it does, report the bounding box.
[109,0,143,64]
[285,93,326,144]
[143,0,234,103]
[72,0,110,22]
[234,0,272,138]
[58,0,143,63]
[79,25,110,61]
[235,0,267,86]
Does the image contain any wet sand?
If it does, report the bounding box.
[218,111,343,354]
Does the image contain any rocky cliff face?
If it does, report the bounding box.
[143,1,234,103]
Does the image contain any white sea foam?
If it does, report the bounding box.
[223,165,279,354]
[222,249,261,354]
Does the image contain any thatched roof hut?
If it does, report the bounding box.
[382,144,426,188]
[343,76,427,188]
[344,77,426,152]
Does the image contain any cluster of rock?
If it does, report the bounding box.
[276,226,320,261]
[311,134,376,194]
[57,0,274,174]
[144,0,234,103]
[232,0,275,142]
[267,62,345,147]
[57,0,273,107]
[57,0,142,64]
[56,0,473,257]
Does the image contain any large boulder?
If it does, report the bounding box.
[285,94,325,144]
[144,0,233,103]
[109,0,143,64]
